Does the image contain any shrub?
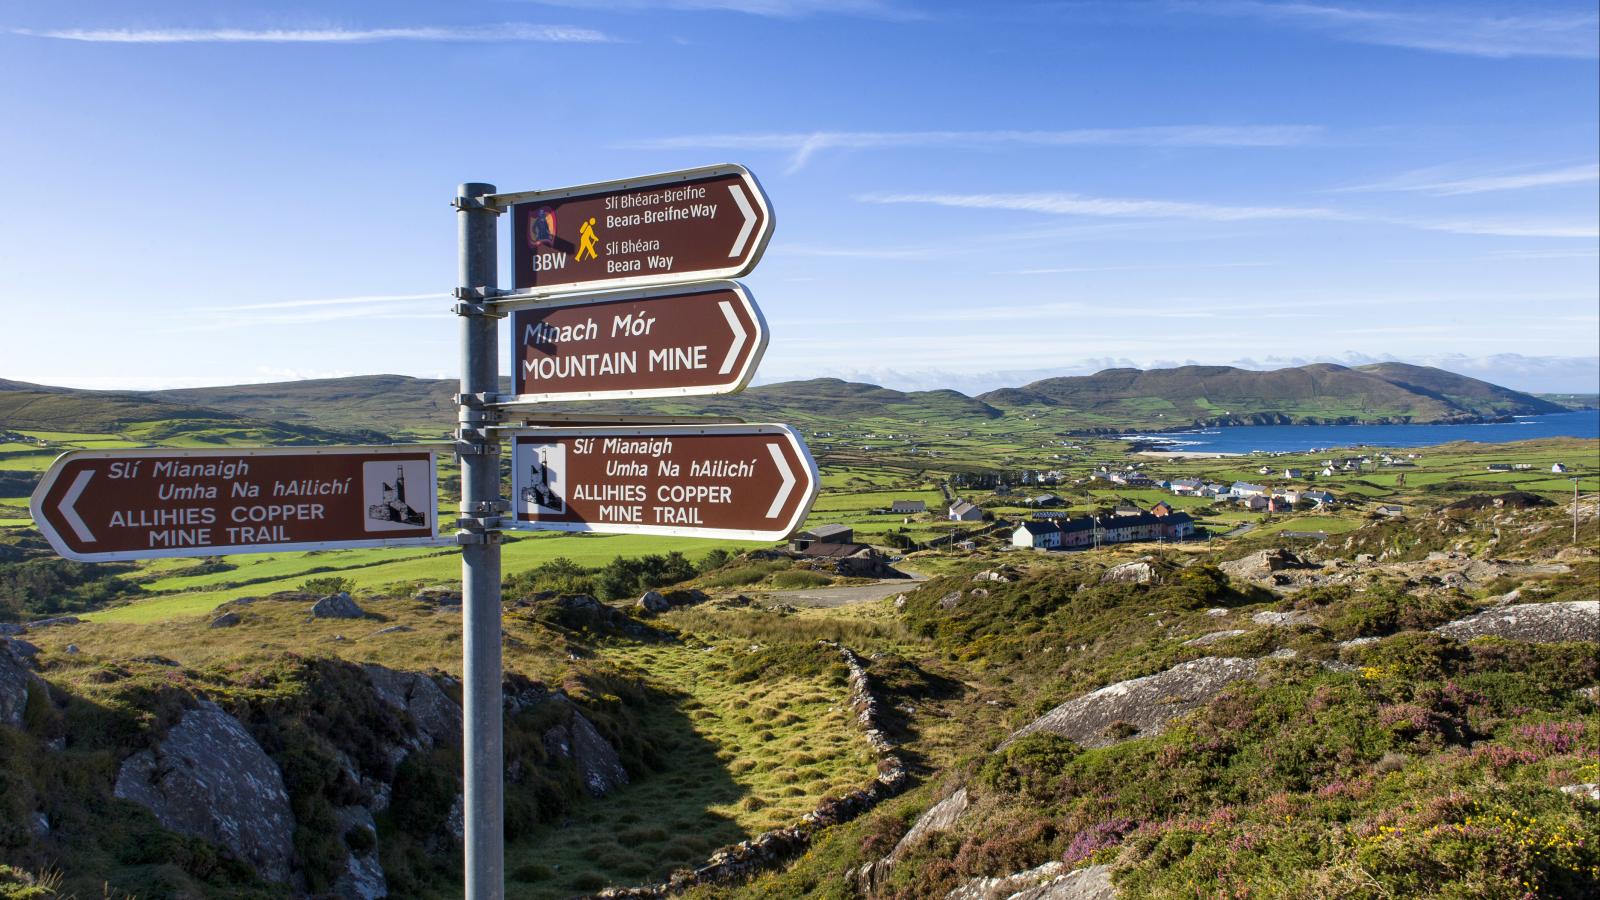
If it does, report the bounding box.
[299,575,353,596]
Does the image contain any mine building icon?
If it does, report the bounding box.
[368,465,427,526]
[522,448,563,513]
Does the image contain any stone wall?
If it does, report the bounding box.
[593,642,911,898]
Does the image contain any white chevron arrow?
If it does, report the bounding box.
[765,443,795,519]
[728,184,756,258]
[717,300,747,375]
[62,469,96,543]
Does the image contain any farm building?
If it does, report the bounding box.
[792,524,853,551]
[949,501,984,522]
[889,499,926,514]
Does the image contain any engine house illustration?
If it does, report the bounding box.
[368,465,427,526]
[521,448,562,513]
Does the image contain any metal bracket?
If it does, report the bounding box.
[461,500,512,516]
[454,392,501,410]
[453,436,501,455]
[455,529,505,545]
[451,195,504,214]
[452,303,507,319]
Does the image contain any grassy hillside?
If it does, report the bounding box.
[0,387,386,445]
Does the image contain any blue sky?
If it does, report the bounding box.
[2,0,1596,394]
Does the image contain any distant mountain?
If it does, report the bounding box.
[978,363,1563,430]
[0,383,387,445]
[0,363,1567,440]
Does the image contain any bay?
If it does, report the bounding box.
[1120,410,1600,454]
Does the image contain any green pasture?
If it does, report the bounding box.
[86,532,767,624]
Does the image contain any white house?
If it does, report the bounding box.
[889,500,926,514]
[1230,481,1268,498]
[1552,463,1568,474]
[949,501,984,522]
[1012,521,1062,550]
[1283,468,1303,479]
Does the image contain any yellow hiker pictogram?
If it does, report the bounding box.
[575,216,600,262]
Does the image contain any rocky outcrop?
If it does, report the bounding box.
[1184,629,1246,646]
[1220,549,1312,581]
[1005,657,1260,750]
[855,787,971,890]
[363,664,461,750]
[637,591,671,614]
[333,805,386,900]
[1100,560,1158,585]
[209,612,241,628]
[1433,601,1598,644]
[1251,609,1319,627]
[113,701,295,884]
[946,862,1116,900]
[861,656,1260,894]
[312,592,367,619]
[543,702,630,797]
[1,637,42,729]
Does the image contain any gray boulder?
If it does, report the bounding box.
[209,612,241,628]
[1004,656,1260,750]
[1251,609,1319,627]
[364,664,461,750]
[1184,630,1246,647]
[0,623,26,636]
[333,805,387,900]
[312,592,366,619]
[1,638,42,729]
[1100,560,1158,585]
[113,701,295,883]
[1434,601,1598,644]
[856,787,969,889]
[637,591,670,614]
[947,862,1116,900]
[1221,549,1311,581]
[542,703,629,797]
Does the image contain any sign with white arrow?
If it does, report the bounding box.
[505,280,768,403]
[508,424,819,541]
[493,164,774,297]
[30,446,445,562]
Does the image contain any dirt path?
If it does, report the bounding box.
[758,572,928,608]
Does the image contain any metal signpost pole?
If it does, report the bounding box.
[455,182,505,900]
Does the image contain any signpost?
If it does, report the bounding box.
[30,446,443,562]
[508,281,768,403]
[494,164,773,297]
[17,165,793,899]
[508,424,819,541]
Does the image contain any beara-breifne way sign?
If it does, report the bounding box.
[494,164,773,297]
[507,280,768,403]
[508,423,819,541]
[30,446,444,562]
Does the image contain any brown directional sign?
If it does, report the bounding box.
[507,280,768,403]
[30,446,444,562]
[509,424,818,541]
[496,164,773,296]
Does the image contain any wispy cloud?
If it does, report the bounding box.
[512,0,922,20]
[860,190,1600,238]
[11,24,613,44]
[617,125,1323,173]
[1184,1,1599,59]
[1410,218,1600,239]
[859,191,1352,223]
[1340,162,1600,196]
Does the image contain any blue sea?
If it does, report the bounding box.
[1119,410,1600,454]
